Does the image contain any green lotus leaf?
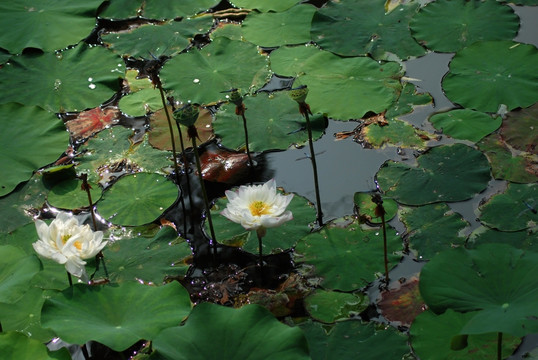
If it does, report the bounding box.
[0,245,41,304]
[294,219,402,291]
[47,178,102,210]
[0,44,123,112]
[478,133,538,184]
[153,302,310,360]
[419,243,538,337]
[429,109,502,142]
[124,69,153,93]
[0,0,104,53]
[300,320,410,360]
[76,126,173,185]
[97,172,179,226]
[270,45,403,120]
[229,0,299,12]
[385,82,433,120]
[399,203,468,260]
[0,48,12,64]
[242,4,316,47]
[0,331,70,360]
[102,17,214,59]
[353,192,398,224]
[500,103,538,155]
[209,190,316,254]
[410,0,519,53]
[160,37,270,105]
[99,0,219,19]
[214,92,326,152]
[92,226,192,284]
[0,103,69,197]
[362,118,431,150]
[442,41,538,113]
[410,309,520,360]
[210,22,243,41]
[118,88,163,117]
[310,0,426,60]
[376,144,491,205]
[0,287,56,342]
[466,225,538,252]
[41,281,191,351]
[304,289,368,323]
[477,182,537,232]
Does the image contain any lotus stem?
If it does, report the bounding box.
[190,127,218,258]
[80,174,108,280]
[67,271,73,287]
[372,193,389,285]
[155,79,188,235]
[497,332,502,360]
[303,108,323,227]
[256,228,266,285]
[240,111,254,169]
[174,121,195,234]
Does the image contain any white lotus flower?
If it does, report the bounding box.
[221,179,294,235]
[33,212,107,280]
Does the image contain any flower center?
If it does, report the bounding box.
[61,234,82,250]
[249,201,271,217]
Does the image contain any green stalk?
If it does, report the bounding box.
[303,107,323,227]
[256,228,266,285]
[240,112,254,169]
[497,332,502,360]
[190,129,218,257]
[67,271,73,287]
[174,121,195,233]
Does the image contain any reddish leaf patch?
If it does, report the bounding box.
[66,107,119,140]
[199,147,250,184]
[377,276,427,327]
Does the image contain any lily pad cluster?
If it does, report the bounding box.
[0,0,537,359]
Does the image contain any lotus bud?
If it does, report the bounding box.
[289,85,309,104]
[173,104,199,127]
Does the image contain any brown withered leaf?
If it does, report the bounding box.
[65,106,120,140]
[334,112,387,141]
[199,147,250,184]
[377,276,427,327]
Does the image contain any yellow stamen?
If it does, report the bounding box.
[61,234,72,244]
[74,241,82,250]
[249,201,271,216]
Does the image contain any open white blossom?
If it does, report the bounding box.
[221,179,293,234]
[33,212,107,279]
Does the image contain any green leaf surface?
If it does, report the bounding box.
[400,203,468,260]
[294,220,402,291]
[153,302,310,360]
[0,104,69,197]
[118,88,163,117]
[353,192,398,224]
[0,44,124,112]
[410,309,520,360]
[310,0,426,60]
[419,243,538,337]
[300,320,410,360]
[0,245,42,304]
[0,331,70,360]
[47,178,102,210]
[478,133,538,183]
[0,0,104,53]
[99,0,219,19]
[429,109,502,142]
[362,118,431,149]
[304,289,368,323]
[229,0,299,12]
[466,225,538,252]
[214,92,327,152]
[442,41,538,112]
[93,226,192,284]
[410,0,519,53]
[0,287,56,342]
[102,18,213,59]
[97,172,179,226]
[41,281,191,351]
[76,126,173,185]
[477,183,537,231]
[242,4,316,47]
[210,191,316,254]
[160,37,270,105]
[270,45,403,120]
[385,82,432,119]
[376,144,491,205]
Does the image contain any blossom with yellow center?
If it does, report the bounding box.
[221,179,294,233]
[33,212,107,280]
